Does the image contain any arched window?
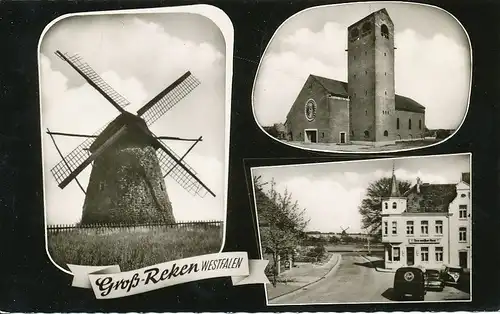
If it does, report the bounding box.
[364,130,369,138]
[419,119,422,130]
[362,22,371,34]
[99,182,105,191]
[381,24,389,39]
[392,202,397,209]
[384,130,388,137]
[396,118,400,129]
[409,119,412,130]
[384,202,388,209]
[350,28,359,39]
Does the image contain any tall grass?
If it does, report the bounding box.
[48,227,222,271]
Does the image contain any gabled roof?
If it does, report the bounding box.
[404,183,457,213]
[311,75,348,98]
[307,74,425,113]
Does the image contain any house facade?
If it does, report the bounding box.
[382,171,471,270]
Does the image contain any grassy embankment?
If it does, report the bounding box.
[48,227,222,271]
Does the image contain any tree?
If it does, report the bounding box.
[358,177,411,237]
[254,175,309,287]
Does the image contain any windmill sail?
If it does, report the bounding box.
[156,143,214,197]
[137,71,200,126]
[49,121,111,188]
[55,51,131,112]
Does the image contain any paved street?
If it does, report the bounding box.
[269,253,470,305]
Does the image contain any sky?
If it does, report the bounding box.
[252,154,470,233]
[253,2,471,130]
[39,12,228,225]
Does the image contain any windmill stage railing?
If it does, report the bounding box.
[47,220,224,234]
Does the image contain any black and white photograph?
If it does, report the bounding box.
[39,6,232,273]
[251,153,471,305]
[253,2,471,153]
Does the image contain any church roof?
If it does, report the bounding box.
[310,74,426,113]
[403,183,457,213]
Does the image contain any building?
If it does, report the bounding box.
[381,170,471,270]
[284,8,426,146]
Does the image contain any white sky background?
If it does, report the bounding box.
[252,154,470,233]
[253,2,471,130]
[40,13,227,225]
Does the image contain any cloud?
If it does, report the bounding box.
[40,16,226,225]
[253,15,470,129]
[372,169,448,185]
[272,176,365,233]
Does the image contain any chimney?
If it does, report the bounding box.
[416,177,422,193]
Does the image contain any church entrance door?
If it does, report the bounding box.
[305,129,317,143]
[340,132,346,144]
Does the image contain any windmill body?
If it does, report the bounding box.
[47,51,216,226]
[82,112,175,224]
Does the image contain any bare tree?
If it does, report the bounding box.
[254,175,309,287]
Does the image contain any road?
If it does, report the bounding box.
[270,253,470,305]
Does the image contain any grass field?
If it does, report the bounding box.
[48,227,222,271]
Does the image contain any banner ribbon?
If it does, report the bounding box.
[68,252,269,299]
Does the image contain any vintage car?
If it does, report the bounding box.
[424,269,445,291]
[393,267,426,301]
[440,265,464,285]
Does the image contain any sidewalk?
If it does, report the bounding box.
[266,253,341,300]
[361,255,396,273]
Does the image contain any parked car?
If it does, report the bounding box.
[425,269,445,291]
[393,267,426,301]
[440,265,464,285]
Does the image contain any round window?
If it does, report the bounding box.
[304,99,317,122]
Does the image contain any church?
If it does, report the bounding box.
[284,8,426,146]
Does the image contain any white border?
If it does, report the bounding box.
[251,1,473,154]
[249,152,472,306]
[38,4,234,276]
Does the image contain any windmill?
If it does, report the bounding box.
[340,226,350,243]
[46,50,215,225]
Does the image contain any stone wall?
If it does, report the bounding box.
[81,144,175,225]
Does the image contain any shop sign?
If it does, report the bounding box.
[408,238,441,244]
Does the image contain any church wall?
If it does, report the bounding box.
[285,78,332,143]
[374,12,396,142]
[328,96,350,143]
[395,110,426,141]
[348,16,376,142]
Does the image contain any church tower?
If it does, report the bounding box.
[382,163,406,215]
[347,8,396,144]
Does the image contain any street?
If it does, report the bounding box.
[269,253,470,305]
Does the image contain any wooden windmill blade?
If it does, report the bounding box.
[49,120,115,189]
[54,50,130,112]
[155,141,215,198]
[136,71,201,126]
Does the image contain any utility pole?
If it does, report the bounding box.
[368,234,371,255]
